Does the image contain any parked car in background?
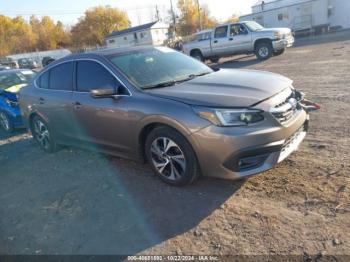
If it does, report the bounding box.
[0,57,19,69]
[18,58,38,69]
[0,69,36,132]
[0,65,11,71]
[183,21,294,62]
[42,56,55,67]
[19,46,318,186]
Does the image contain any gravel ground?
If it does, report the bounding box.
[0,31,349,258]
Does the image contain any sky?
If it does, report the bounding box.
[0,0,258,26]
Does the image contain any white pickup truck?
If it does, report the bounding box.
[183,21,294,62]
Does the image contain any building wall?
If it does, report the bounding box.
[241,0,350,30]
[150,28,169,45]
[106,28,155,48]
[106,27,169,48]
[329,0,350,29]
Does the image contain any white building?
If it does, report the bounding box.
[240,0,350,32]
[105,21,169,48]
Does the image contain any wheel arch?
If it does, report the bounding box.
[190,48,203,57]
[254,38,273,50]
[137,116,196,162]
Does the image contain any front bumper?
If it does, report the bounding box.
[189,109,308,180]
[272,36,294,51]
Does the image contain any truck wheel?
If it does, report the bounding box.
[209,57,220,63]
[191,50,204,62]
[255,42,273,60]
[274,49,285,56]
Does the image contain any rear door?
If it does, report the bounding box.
[211,25,230,56]
[34,62,75,140]
[71,59,132,154]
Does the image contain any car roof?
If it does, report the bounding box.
[61,45,159,60]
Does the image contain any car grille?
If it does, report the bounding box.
[270,91,301,124]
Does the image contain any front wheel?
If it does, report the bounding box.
[145,127,200,186]
[274,48,285,56]
[31,116,57,153]
[255,42,273,60]
[0,111,13,133]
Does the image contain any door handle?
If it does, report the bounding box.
[73,101,82,109]
[38,97,45,104]
[214,40,218,43]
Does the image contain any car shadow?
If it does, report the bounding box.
[211,54,262,70]
[0,136,244,255]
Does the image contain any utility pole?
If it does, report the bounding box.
[170,0,176,38]
[196,0,202,31]
[155,5,160,21]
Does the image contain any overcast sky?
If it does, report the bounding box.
[0,0,258,26]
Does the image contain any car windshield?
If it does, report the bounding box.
[0,70,36,90]
[243,21,264,32]
[108,47,213,89]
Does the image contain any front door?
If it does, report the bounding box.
[227,23,253,54]
[71,60,132,155]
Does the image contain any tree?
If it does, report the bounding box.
[71,6,130,47]
[0,15,36,56]
[176,0,217,36]
[225,14,239,24]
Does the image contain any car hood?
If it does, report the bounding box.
[258,27,292,34]
[1,84,26,101]
[145,69,293,107]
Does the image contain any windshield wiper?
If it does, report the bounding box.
[143,80,177,89]
[143,71,212,90]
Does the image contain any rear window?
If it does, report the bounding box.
[49,62,73,91]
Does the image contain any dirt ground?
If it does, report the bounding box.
[0,31,349,258]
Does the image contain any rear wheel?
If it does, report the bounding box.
[145,127,200,186]
[0,111,13,133]
[191,50,204,62]
[31,116,57,153]
[255,41,273,60]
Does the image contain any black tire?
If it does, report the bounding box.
[31,115,58,153]
[145,126,200,186]
[255,41,273,60]
[191,50,204,62]
[0,111,14,133]
[274,48,285,56]
[209,57,220,63]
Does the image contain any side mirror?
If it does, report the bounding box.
[90,88,116,98]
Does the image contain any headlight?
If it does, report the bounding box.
[5,98,19,107]
[193,107,264,127]
[274,32,283,40]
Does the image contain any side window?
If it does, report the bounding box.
[76,60,118,92]
[38,70,49,89]
[49,62,73,91]
[230,24,248,36]
[214,26,228,38]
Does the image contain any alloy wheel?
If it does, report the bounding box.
[33,119,51,150]
[0,112,10,131]
[150,137,186,181]
[259,46,269,58]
